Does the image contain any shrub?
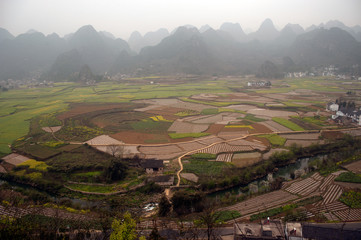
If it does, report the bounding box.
[335,172,361,183]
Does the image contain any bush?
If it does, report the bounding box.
[335,172,361,183]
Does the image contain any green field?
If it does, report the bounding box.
[258,134,286,146]
[272,117,305,131]
[183,159,234,177]
[0,80,233,153]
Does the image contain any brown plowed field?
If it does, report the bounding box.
[321,130,344,140]
[111,131,170,144]
[344,160,361,174]
[57,103,134,120]
[285,139,324,147]
[206,124,225,135]
[279,133,320,140]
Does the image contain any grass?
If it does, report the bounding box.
[225,125,254,129]
[339,190,361,208]
[293,116,328,126]
[183,159,233,176]
[18,159,49,172]
[73,171,103,177]
[215,210,241,222]
[175,110,199,117]
[41,141,67,148]
[181,98,239,107]
[149,115,172,122]
[244,114,266,122]
[168,132,210,139]
[258,134,286,146]
[67,183,116,193]
[201,108,219,115]
[250,204,297,221]
[190,153,217,160]
[0,80,233,153]
[335,172,361,183]
[131,119,172,134]
[15,144,60,160]
[272,117,305,131]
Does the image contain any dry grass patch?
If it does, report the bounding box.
[232,156,261,168]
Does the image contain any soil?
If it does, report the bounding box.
[111,131,170,144]
[57,103,139,120]
[344,160,361,174]
[205,124,225,135]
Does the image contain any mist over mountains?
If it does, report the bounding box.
[1,19,361,81]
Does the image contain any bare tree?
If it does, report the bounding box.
[107,144,124,158]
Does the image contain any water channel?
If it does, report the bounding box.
[209,154,326,198]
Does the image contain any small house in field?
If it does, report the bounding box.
[142,159,164,174]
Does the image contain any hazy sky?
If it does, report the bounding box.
[1,0,360,39]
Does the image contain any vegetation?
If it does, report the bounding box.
[225,125,254,129]
[339,190,361,208]
[250,204,297,221]
[158,195,171,217]
[258,134,286,146]
[104,160,128,183]
[183,159,233,177]
[244,114,265,122]
[272,117,304,131]
[67,183,115,193]
[191,153,217,160]
[175,109,199,117]
[168,132,210,139]
[181,98,239,107]
[110,212,139,240]
[18,159,49,172]
[131,119,171,134]
[171,190,204,215]
[335,172,361,183]
[215,210,241,222]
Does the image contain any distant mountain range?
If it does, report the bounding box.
[0,19,361,81]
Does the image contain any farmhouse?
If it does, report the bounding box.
[326,102,339,112]
[142,159,164,174]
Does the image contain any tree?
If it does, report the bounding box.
[110,212,137,240]
[107,144,125,158]
[158,194,171,217]
[171,190,204,215]
[104,159,128,182]
[196,202,221,240]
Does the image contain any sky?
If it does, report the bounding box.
[1,0,361,39]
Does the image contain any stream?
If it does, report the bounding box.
[209,154,327,198]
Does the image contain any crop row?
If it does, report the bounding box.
[196,143,253,155]
[216,153,233,162]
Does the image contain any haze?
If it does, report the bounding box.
[1,0,361,39]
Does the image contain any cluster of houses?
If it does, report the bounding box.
[0,78,54,90]
[233,220,361,240]
[327,100,361,125]
[247,80,271,88]
[285,65,361,80]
